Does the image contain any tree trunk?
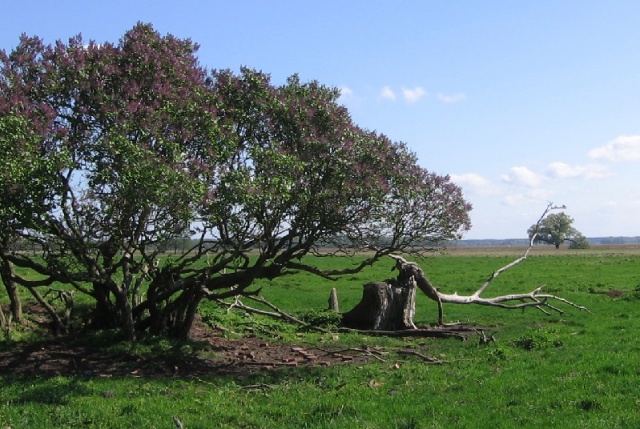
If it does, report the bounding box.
[342,279,417,330]
[89,282,136,341]
[113,288,136,341]
[144,278,204,339]
[0,300,6,329]
[0,254,22,323]
[89,283,119,330]
[26,285,66,334]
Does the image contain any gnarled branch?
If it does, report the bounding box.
[390,203,590,323]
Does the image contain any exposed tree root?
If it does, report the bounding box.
[336,326,479,340]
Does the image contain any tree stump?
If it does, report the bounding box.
[341,277,417,330]
[328,288,339,312]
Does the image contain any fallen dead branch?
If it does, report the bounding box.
[216,295,330,333]
[397,349,445,364]
[387,203,591,324]
[339,347,387,362]
[311,345,389,362]
[336,326,473,340]
[240,383,275,391]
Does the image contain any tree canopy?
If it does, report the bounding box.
[527,212,588,249]
[0,23,472,340]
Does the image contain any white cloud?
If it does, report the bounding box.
[401,86,427,103]
[503,188,552,206]
[380,86,396,101]
[380,86,429,103]
[588,135,640,162]
[501,166,545,187]
[546,162,610,180]
[450,173,496,196]
[451,173,489,188]
[437,92,466,104]
[338,86,354,103]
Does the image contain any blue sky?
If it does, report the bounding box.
[2,1,640,239]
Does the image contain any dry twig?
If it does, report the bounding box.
[397,349,445,364]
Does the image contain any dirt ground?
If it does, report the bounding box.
[0,312,478,379]
[0,318,379,379]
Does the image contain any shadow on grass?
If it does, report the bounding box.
[0,326,373,398]
[3,376,93,406]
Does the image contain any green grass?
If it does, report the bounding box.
[2,249,640,428]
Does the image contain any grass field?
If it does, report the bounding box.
[1,246,640,428]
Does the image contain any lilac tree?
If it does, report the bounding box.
[1,24,216,339]
[0,24,471,340]
[0,81,69,328]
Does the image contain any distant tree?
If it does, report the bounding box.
[0,24,472,340]
[527,212,588,249]
[569,232,590,249]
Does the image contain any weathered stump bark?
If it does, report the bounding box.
[342,278,417,330]
[328,288,339,312]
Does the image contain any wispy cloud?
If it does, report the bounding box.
[546,162,610,180]
[588,135,640,162]
[338,86,354,103]
[499,153,611,186]
[377,85,464,104]
[437,92,466,104]
[450,173,496,196]
[451,173,489,188]
[401,86,427,103]
[501,166,545,187]
[503,189,552,206]
[380,86,396,101]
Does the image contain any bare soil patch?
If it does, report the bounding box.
[0,315,480,378]
[0,320,375,379]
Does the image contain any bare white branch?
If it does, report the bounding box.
[390,203,590,322]
[216,296,331,333]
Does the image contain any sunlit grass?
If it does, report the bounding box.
[2,248,640,428]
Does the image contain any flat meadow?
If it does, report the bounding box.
[1,245,640,428]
